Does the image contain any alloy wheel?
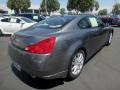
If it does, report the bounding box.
[71,51,84,76]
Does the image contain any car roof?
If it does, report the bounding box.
[0,16,27,19]
[52,14,96,19]
[0,16,9,20]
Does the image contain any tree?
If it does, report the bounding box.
[67,0,78,11]
[19,0,31,13]
[60,8,65,15]
[112,3,120,15]
[7,0,31,14]
[40,0,46,13]
[98,9,108,15]
[67,0,95,13]
[40,0,60,15]
[67,11,73,15]
[90,0,99,12]
[78,0,95,12]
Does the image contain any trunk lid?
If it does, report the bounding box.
[11,27,59,50]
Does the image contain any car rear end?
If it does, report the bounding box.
[8,33,67,79]
[8,16,77,79]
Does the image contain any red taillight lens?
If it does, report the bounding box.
[25,37,56,54]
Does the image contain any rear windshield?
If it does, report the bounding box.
[33,16,75,29]
[21,17,35,23]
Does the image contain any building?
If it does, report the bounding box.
[0,9,8,14]
[0,5,8,14]
[0,5,40,14]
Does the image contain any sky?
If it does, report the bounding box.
[0,0,120,12]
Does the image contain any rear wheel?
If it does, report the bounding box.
[66,50,85,80]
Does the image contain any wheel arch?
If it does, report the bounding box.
[63,40,88,70]
[65,46,87,80]
[110,28,114,35]
[0,27,4,33]
[78,47,87,61]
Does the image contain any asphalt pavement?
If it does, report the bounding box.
[0,27,120,90]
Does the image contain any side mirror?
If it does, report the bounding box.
[19,21,25,27]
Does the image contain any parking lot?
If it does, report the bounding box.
[0,27,120,90]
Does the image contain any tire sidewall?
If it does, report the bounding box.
[0,30,2,36]
[108,32,113,45]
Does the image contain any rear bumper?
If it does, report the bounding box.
[8,44,67,79]
[112,20,120,25]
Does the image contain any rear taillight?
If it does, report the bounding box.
[25,37,56,54]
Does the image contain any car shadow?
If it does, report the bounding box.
[11,64,64,89]
[84,45,105,65]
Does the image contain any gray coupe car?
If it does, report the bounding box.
[8,14,114,80]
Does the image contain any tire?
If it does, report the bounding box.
[106,32,113,46]
[0,30,3,36]
[66,50,85,81]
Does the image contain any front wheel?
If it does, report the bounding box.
[66,50,85,80]
[106,32,113,46]
[0,30,3,36]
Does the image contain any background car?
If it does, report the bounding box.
[0,16,4,20]
[15,13,45,22]
[111,15,120,26]
[99,15,112,25]
[0,16,36,35]
[8,15,113,80]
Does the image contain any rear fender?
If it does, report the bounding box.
[63,40,85,69]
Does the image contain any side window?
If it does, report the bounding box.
[10,18,17,23]
[1,18,10,22]
[88,17,99,28]
[17,19,22,23]
[78,18,90,29]
[25,14,32,19]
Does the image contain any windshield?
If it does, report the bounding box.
[33,16,75,28]
[21,17,35,23]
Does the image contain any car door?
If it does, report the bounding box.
[96,17,109,46]
[78,16,105,57]
[88,16,108,56]
[9,18,22,33]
